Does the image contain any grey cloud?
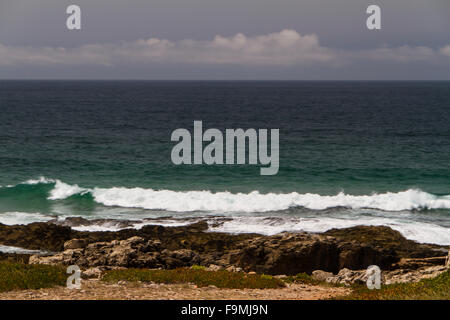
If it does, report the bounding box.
[440,46,450,57]
[0,29,449,69]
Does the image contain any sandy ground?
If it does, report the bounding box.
[0,279,350,300]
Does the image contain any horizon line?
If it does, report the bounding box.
[1,79,450,82]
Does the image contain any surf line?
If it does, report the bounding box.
[170,121,279,175]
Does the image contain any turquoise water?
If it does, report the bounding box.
[0,81,449,244]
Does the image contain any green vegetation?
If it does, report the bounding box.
[282,272,343,288]
[336,269,450,300]
[0,262,66,292]
[283,272,321,285]
[189,265,206,271]
[102,268,285,289]
[260,274,273,280]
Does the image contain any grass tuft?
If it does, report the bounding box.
[0,262,67,292]
[287,272,320,285]
[190,265,206,271]
[102,268,285,289]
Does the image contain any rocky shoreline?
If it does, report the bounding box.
[0,219,449,286]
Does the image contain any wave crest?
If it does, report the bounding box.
[3,177,450,212]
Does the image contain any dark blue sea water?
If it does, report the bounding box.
[0,81,449,244]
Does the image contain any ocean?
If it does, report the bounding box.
[0,80,449,244]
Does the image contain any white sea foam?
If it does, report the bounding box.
[23,176,56,185]
[1,178,449,245]
[207,216,450,245]
[72,219,194,232]
[71,224,127,232]
[48,180,87,200]
[0,212,54,225]
[8,177,450,212]
[0,245,48,255]
[0,210,449,245]
[89,187,450,212]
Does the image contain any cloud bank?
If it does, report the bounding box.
[0,29,449,69]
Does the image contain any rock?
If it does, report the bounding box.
[324,226,446,259]
[312,270,334,282]
[82,267,103,278]
[326,268,367,286]
[336,241,398,270]
[446,250,450,267]
[64,239,87,250]
[29,237,200,269]
[29,254,60,265]
[161,249,201,268]
[29,248,84,266]
[384,258,449,285]
[229,233,341,275]
[3,221,447,279]
[0,220,253,254]
[206,264,223,272]
[226,266,243,273]
[0,222,74,251]
[227,231,401,275]
[391,256,447,270]
[327,258,450,286]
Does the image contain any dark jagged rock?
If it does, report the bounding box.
[228,233,341,274]
[324,226,446,258]
[0,222,74,251]
[0,221,254,253]
[335,241,398,270]
[227,233,398,274]
[2,221,449,275]
[29,236,201,269]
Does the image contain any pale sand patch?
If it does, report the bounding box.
[0,279,350,300]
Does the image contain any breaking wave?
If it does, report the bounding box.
[1,177,450,213]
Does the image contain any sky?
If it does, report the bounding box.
[0,0,450,80]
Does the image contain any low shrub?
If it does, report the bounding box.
[102,268,285,289]
[0,262,67,292]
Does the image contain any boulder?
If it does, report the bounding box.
[29,236,200,269]
[326,268,367,286]
[229,233,341,275]
[29,249,82,266]
[312,270,334,282]
[324,226,446,258]
[206,264,223,272]
[336,241,398,270]
[228,231,399,275]
[226,266,243,273]
[64,239,87,250]
[82,267,103,279]
[0,222,73,251]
